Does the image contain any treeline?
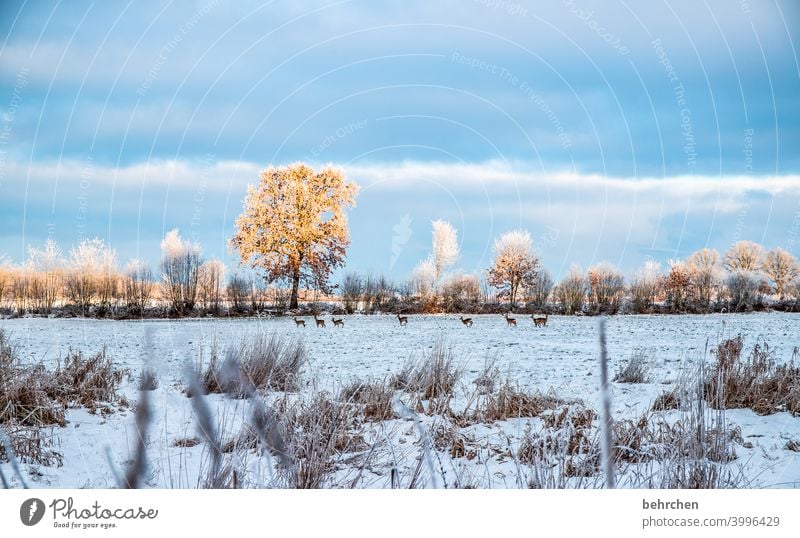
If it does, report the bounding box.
[0,229,292,318]
[0,229,798,318]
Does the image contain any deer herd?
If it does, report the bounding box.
[292,312,548,328]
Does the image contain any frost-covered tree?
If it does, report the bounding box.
[226,273,250,313]
[487,230,539,308]
[65,238,115,315]
[554,265,585,315]
[431,220,459,282]
[724,240,764,272]
[198,259,225,312]
[587,262,624,313]
[665,260,692,312]
[762,247,799,300]
[123,259,155,314]
[160,229,201,315]
[410,259,437,299]
[231,163,358,309]
[629,260,663,313]
[686,248,723,309]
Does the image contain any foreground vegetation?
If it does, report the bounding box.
[2,328,798,489]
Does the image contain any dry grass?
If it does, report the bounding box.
[200,332,306,395]
[705,336,800,416]
[390,341,462,400]
[651,389,681,411]
[276,392,366,488]
[479,382,566,422]
[51,349,124,409]
[339,379,395,421]
[0,425,63,467]
[613,351,650,383]
[172,437,201,448]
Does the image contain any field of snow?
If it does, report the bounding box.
[1,312,799,489]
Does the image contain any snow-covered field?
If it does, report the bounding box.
[1,312,799,489]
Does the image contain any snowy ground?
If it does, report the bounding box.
[1,312,799,488]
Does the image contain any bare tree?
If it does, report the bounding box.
[341,272,362,314]
[724,240,764,272]
[528,269,554,310]
[587,262,624,314]
[762,247,799,300]
[726,270,759,311]
[198,259,225,313]
[686,248,723,309]
[160,229,201,315]
[440,272,481,312]
[431,220,459,282]
[0,257,10,309]
[226,273,250,313]
[629,260,663,313]
[26,238,63,313]
[487,230,539,308]
[123,259,155,314]
[554,265,585,315]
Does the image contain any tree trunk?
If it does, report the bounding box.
[290,267,300,309]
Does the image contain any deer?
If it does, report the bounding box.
[313,315,326,328]
[460,315,473,327]
[531,313,548,327]
[331,317,344,327]
[293,317,306,327]
[504,312,517,326]
[396,313,408,326]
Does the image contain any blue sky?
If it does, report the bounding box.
[1,0,799,280]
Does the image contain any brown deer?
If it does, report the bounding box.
[460,316,473,327]
[293,317,306,327]
[396,313,408,326]
[313,315,326,328]
[504,312,517,326]
[532,313,548,327]
[331,317,344,327]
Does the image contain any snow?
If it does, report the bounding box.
[1,312,799,488]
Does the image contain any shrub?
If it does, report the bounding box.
[339,379,395,421]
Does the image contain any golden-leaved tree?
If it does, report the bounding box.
[231,163,358,309]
